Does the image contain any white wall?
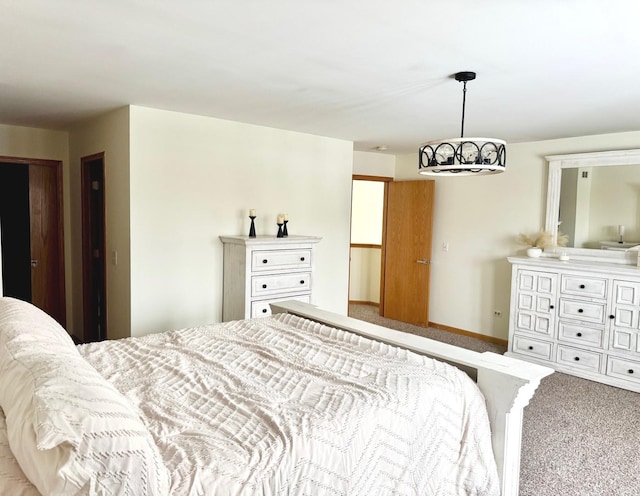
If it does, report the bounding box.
[349,152,393,305]
[349,247,381,303]
[353,150,394,177]
[0,124,72,328]
[587,164,640,245]
[129,106,353,336]
[351,180,384,244]
[68,108,131,339]
[394,131,640,340]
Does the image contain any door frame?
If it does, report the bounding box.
[81,152,107,342]
[0,156,66,324]
[350,175,392,310]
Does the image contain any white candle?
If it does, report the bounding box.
[249,209,256,217]
[619,224,625,237]
[283,213,288,221]
[277,215,284,224]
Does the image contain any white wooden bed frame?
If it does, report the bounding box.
[271,300,554,496]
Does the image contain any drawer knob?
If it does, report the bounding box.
[578,308,584,313]
[262,308,267,313]
[629,369,635,374]
[579,284,586,289]
[262,284,267,289]
[576,332,582,337]
[300,280,305,284]
[262,259,268,264]
[300,257,305,261]
[528,346,534,350]
[574,357,580,361]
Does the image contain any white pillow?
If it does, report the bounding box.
[0,406,40,496]
[0,297,170,495]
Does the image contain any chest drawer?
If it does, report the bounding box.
[558,298,606,324]
[558,321,604,348]
[251,249,312,272]
[252,272,311,297]
[606,356,640,386]
[556,345,602,373]
[511,335,553,360]
[560,274,608,299]
[251,295,311,318]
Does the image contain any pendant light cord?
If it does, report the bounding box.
[460,81,467,138]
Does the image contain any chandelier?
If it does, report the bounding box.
[418,71,506,176]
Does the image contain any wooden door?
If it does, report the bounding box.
[29,163,66,325]
[381,180,434,326]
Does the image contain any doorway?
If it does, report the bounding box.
[349,176,435,327]
[349,175,390,306]
[81,153,107,343]
[380,180,434,326]
[0,158,66,325]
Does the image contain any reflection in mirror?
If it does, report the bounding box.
[545,149,640,263]
[559,164,640,249]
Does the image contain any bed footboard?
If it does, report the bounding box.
[270,301,553,496]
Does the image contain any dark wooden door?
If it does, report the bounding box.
[29,163,66,325]
[381,180,434,326]
[0,158,65,326]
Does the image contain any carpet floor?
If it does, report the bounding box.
[348,304,640,496]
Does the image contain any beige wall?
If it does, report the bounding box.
[68,108,131,339]
[0,124,72,329]
[349,152,393,305]
[394,130,640,340]
[4,116,640,343]
[353,151,394,177]
[129,106,353,336]
[349,247,381,303]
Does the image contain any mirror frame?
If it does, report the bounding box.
[545,148,640,264]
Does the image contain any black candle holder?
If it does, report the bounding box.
[249,216,256,238]
[283,220,288,237]
[277,222,284,238]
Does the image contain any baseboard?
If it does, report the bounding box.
[348,300,380,307]
[429,321,508,347]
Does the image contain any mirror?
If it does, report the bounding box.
[545,149,640,263]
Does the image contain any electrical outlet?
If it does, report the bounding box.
[493,310,502,317]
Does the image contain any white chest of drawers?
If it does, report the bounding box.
[220,235,321,321]
[507,256,640,392]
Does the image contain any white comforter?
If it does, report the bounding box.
[2,313,499,495]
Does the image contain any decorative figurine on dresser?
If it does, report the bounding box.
[220,235,321,321]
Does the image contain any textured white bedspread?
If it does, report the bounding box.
[77,313,499,496]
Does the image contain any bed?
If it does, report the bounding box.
[0,297,552,495]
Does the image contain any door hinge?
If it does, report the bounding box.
[416,259,430,265]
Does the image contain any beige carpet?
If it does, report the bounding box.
[348,304,640,496]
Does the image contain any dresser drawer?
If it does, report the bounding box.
[606,356,640,385]
[556,345,602,373]
[558,298,606,324]
[558,321,605,348]
[252,249,312,272]
[512,335,553,360]
[251,295,311,318]
[560,274,608,299]
[252,272,311,297]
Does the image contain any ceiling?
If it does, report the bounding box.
[2,0,640,154]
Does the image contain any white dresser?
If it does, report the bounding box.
[507,256,640,392]
[220,235,321,321]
